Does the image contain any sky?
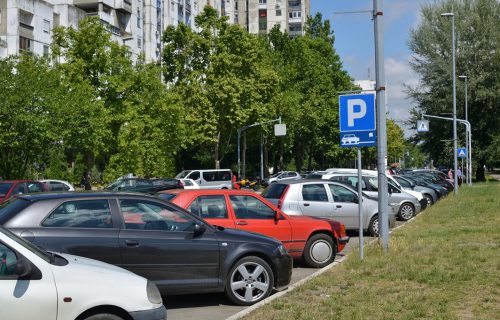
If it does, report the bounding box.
[311,0,427,135]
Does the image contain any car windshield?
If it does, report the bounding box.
[0,225,51,263]
[0,183,13,195]
[269,172,282,178]
[0,197,31,224]
[106,180,123,190]
[261,184,288,199]
[175,170,192,179]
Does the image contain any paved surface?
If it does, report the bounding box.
[165,230,380,320]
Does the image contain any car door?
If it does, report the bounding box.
[117,198,220,292]
[327,184,359,229]
[21,199,122,265]
[298,183,334,218]
[228,195,293,249]
[0,240,57,320]
[186,195,236,228]
[187,171,202,187]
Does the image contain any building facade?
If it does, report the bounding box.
[0,0,309,61]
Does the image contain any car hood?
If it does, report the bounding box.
[57,253,142,280]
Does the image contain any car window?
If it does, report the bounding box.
[218,171,232,181]
[42,200,113,229]
[367,177,378,190]
[189,171,200,180]
[119,199,195,232]
[0,242,17,276]
[261,184,288,199]
[188,196,227,219]
[396,177,411,188]
[342,176,367,190]
[202,172,217,182]
[12,183,25,195]
[328,184,357,203]
[229,195,275,219]
[0,183,13,195]
[27,182,43,193]
[301,184,329,202]
[182,180,193,186]
[49,182,65,191]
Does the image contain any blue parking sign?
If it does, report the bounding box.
[339,93,377,147]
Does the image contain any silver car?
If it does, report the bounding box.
[327,173,423,221]
[262,171,301,187]
[261,180,396,236]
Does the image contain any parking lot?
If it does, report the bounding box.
[166,227,397,320]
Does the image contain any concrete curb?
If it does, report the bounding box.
[226,206,432,320]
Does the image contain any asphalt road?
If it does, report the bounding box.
[165,230,380,320]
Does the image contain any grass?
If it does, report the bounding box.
[243,183,500,320]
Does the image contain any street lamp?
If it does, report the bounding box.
[441,12,458,194]
[459,75,471,184]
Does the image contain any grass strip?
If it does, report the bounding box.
[243,183,500,320]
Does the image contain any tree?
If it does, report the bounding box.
[407,0,500,174]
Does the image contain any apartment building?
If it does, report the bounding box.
[0,0,308,61]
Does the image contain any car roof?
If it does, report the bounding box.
[16,191,161,202]
[0,180,38,183]
[158,189,257,195]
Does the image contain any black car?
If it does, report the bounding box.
[105,178,184,194]
[0,193,292,305]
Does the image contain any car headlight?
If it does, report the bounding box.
[146,281,162,304]
[277,244,288,255]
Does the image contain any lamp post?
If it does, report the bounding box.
[459,75,471,184]
[441,12,458,194]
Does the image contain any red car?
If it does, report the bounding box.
[159,189,349,268]
[0,180,47,204]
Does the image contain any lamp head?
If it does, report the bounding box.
[459,75,467,79]
[440,12,454,17]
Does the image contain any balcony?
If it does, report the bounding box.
[74,0,114,10]
[288,1,301,10]
[115,0,132,13]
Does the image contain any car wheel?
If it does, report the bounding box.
[398,202,415,221]
[82,314,124,320]
[424,194,434,206]
[368,215,379,237]
[225,256,274,306]
[303,234,336,268]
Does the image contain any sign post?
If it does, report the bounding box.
[340,93,377,260]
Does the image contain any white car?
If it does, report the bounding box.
[180,179,200,189]
[341,134,360,145]
[41,179,75,191]
[0,226,166,320]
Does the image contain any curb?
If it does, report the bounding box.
[226,207,431,320]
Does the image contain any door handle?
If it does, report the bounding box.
[236,221,248,226]
[303,203,310,207]
[125,240,139,247]
[336,205,342,208]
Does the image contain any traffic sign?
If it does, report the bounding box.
[458,148,467,158]
[417,120,429,132]
[339,93,376,147]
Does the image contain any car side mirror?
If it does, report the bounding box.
[15,258,32,278]
[193,223,206,237]
[274,210,281,221]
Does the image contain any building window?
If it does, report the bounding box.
[289,11,301,18]
[259,21,267,30]
[137,8,141,28]
[259,0,267,4]
[43,45,49,56]
[19,10,34,30]
[137,38,142,48]
[19,36,32,52]
[276,9,281,16]
[259,10,267,17]
[43,19,50,34]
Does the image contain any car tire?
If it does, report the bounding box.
[303,234,336,268]
[225,256,274,306]
[82,314,124,320]
[398,202,415,221]
[423,194,434,206]
[368,215,379,237]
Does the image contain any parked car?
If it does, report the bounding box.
[401,175,449,198]
[261,180,396,236]
[41,179,75,192]
[0,180,47,204]
[180,179,200,189]
[105,178,183,194]
[175,169,233,189]
[0,225,166,320]
[0,192,292,305]
[410,169,454,189]
[392,175,438,205]
[160,189,349,268]
[261,171,301,187]
[328,173,423,221]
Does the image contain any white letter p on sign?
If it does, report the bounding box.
[347,99,367,127]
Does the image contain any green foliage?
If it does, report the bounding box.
[407,0,500,170]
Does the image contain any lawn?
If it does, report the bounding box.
[243,183,500,320]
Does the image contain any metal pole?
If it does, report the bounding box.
[468,127,472,185]
[452,15,458,194]
[373,0,389,250]
[260,134,264,180]
[357,147,364,260]
[237,130,241,179]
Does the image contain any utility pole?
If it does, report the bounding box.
[373,0,389,250]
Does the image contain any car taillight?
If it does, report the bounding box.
[178,180,184,189]
[277,185,290,209]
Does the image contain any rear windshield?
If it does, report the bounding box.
[0,197,31,224]
[262,184,288,199]
[0,183,13,195]
[156,193,177,201]
[305,174,323,179]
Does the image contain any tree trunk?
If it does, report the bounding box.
[264,137,268,178]
[214,131,220,169]
[242,132,247,179]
